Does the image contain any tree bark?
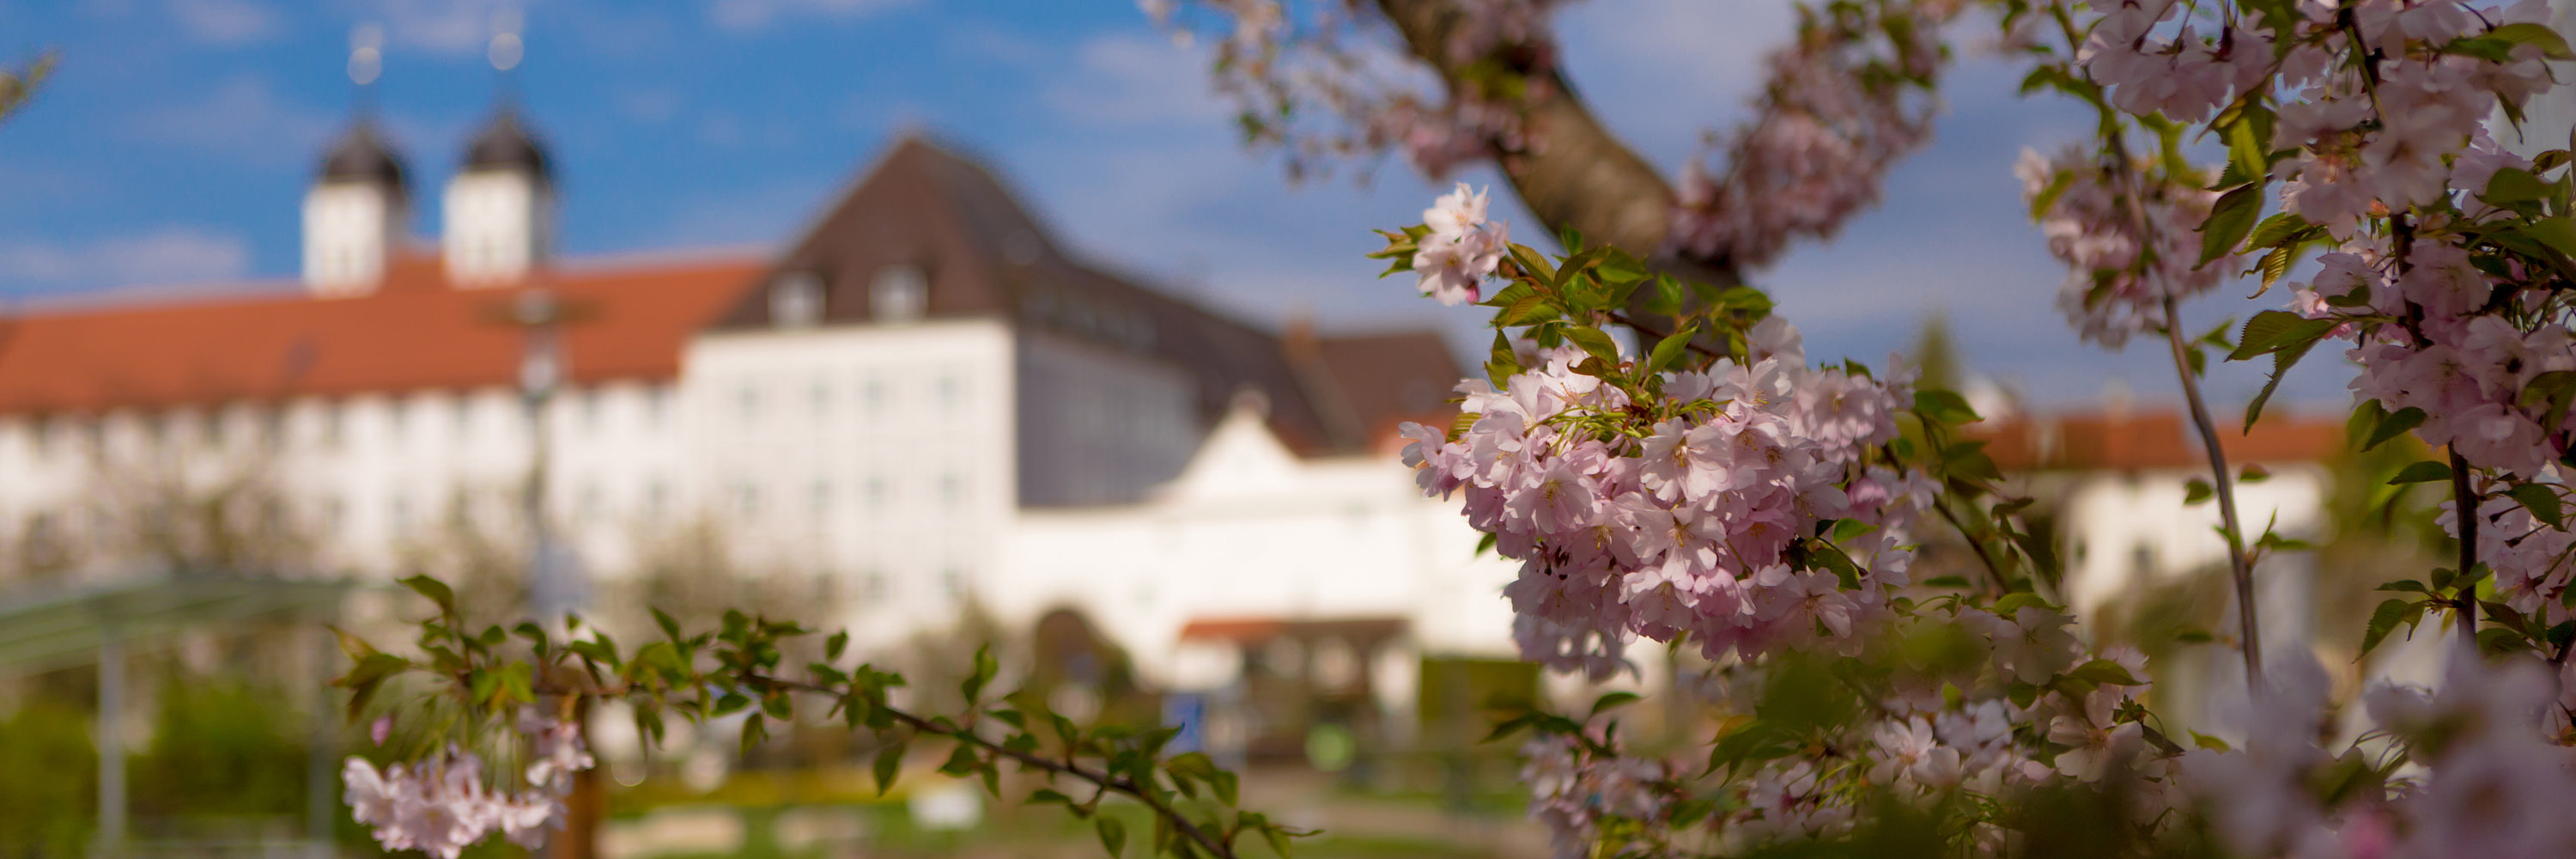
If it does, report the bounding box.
[1372,0,1736,287]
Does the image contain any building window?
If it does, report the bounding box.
[811,480,831,518]
[941,566,964,600]
[864,569,887,600]
[939,472,964,508]
[866,475,889,509]
[737,383,760,423]
[811,377,830,418]
[770,271,825,327]
[646,479,668,521]
[871,265,927,324]
[581,388,605,432]
[937,373,962,411]
[324,404,344,448]
[864,376,887,417]
[735,483,760,517]
[646,386,670,430]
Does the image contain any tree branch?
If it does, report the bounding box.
[2160,295,2263,692]
[1370,0,1736,286]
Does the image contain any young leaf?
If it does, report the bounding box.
[2198,182,2263,265]
[2388,461,2452,484]
[2512,482,2567,528]
[2366,407,2427,451]
[2184,478,2214,505]
[2361,598,2414,656]
[1912,390,1982,425]
[1097,817,1128,857]
[872,741,906,795]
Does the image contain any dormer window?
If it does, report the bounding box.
[872,265,927,324]
[770,271,825,328]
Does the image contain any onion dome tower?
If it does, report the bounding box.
[302,25,409,296]
[442,20,554,286]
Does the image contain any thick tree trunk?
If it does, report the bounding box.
[1372,0,1736,289]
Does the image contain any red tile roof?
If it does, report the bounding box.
[0,253,762,413]
[1973,410,2344,472]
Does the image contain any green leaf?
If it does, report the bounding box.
[2245,211,2313,249]
[1560,326,1622,365]
[2520,370,2576,436]
[2229,310,2336,362]
[2490,21,2576,58]
[962,643,997,704]
[739,714,767,756]
[2522,217,2576,259]
[2240,463,2270,484]
[2198,182,2263,265]
[2366,406,2427,452]
[1912,389,1982,425]
[2066,658,2145,686]
[2190,731,2233,752]
[1590,691,1643,717]
[2512,482,2567,528]
[398,576,455,614]
[2184,478,2214,505]
[652,607,683,642]
[872,741,906,795]
[2361,598,2413,656]
[1097,817,1128,857]
[2388,461,2452,484]
[1644,325,1698,376]
[826,630,849,661]
[2486,167,2555,205]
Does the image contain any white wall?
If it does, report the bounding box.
[680,319,1017,651]
[993,405,1518,688]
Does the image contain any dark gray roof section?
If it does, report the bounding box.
[714,134,1405,454]
[462,111,551,181]
[319,121,408,192]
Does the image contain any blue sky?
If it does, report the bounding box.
[0,0,2359,411]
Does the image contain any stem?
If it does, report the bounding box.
[2451,449,2480,654]
[777,679,1237,859]
[1604,311,1727,358]
[533,676,1240,859]
[2161,295,2264,692]
[1930,495,2010,598]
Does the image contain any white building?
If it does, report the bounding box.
[0,106,1515,690]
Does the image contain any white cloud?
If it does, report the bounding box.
[0,228,252,292]
[121,75,336,162]
[366,0,504,54]
[166,0,282,45]
[616,88,681,125]
[706,0,913,33]
[1041,34,1226,127]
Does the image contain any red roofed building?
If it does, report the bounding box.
[0,107,1487,663]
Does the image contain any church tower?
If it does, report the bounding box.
[302,26,408,296]
[442,22,553,286]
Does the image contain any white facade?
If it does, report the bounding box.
[992,403,1521,686]
[302,182,403,295]
[443,170,551,285]
[677,319,1019,651]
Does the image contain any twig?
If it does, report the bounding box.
[2161,295,2264,692]
[1604,312,1727,358]
[1930,494,2010,599]
[2451,449,2480,654]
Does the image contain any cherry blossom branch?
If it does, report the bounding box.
[2451,448,2480,653]
[2162,295,2263,691]
[1929,493,2010,598]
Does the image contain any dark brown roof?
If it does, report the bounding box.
[319,120,407,191]
[1309,329,1465,444]
[1974,410,2343,472]
[712,134,1403,453]
[0,253,761,413]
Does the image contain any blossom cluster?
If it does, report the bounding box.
[1521,733,1676,859]
[2181,652,2576,858]
[1401,319,1925,677]
[343,712,596,859]
[1669,0,1955,269]
[1413,183,1512,305]
[2019,147,2230,347]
